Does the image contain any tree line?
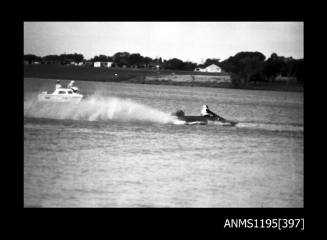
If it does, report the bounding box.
[24,51,304,85]
[220,52,304,86]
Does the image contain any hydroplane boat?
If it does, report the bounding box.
[171,110,238,126]
[38,87,83,103]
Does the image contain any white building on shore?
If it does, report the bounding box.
[195,64,222,73]
[94,61,113,68]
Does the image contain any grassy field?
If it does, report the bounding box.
[24,64,303,91]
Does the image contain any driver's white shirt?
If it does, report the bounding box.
[201,108,210,116]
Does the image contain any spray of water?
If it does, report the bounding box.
[24,94,177,124]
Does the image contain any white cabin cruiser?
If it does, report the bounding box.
[38,87,83,103]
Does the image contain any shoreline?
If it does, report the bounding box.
[24,65,303,92]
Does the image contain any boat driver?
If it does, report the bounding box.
[201,105,218,117]
[67,80,75,89]
[201,105,226,122]
[55,80,62,89]
[67,80,79,93]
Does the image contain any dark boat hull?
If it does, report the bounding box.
[177,115,238,126]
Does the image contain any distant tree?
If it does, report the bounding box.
[142,57,153,68]
[113,52,131,67]
[43,54,61,62]
[165,58,185,70]
[220,51,266,86]
[249,72,267,84]
[294,59,304,83]
[183,61,197,71]
[91,55,113,62]
[263,53,285,82]
[129,53,144,66]
[280,57,300,78]
[60,53,84,63]
[41,53,85,64]
[24,54,42,63]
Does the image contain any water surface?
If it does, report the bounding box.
[24,78,303,207]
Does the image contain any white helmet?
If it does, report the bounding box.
[202,105,208,109]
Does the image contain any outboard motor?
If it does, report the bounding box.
[71,86,79,93]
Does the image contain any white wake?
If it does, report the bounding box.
[24,94,177,124]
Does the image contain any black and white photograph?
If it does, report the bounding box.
[23,22,303,208]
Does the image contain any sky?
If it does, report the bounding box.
[24,22,303,63]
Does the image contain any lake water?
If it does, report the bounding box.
[24,78,303,207]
